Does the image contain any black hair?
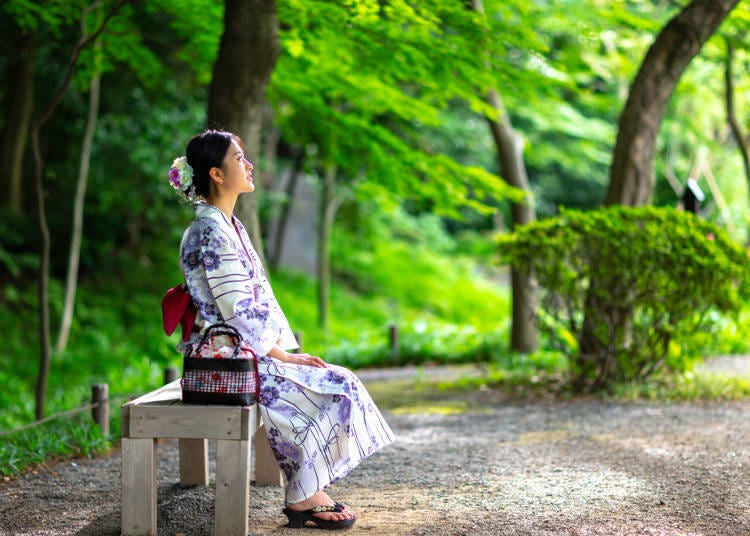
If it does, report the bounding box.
[185,130,234,198]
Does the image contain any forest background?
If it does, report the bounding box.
[1,0,750,476]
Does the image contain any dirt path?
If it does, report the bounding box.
[2,363,750,535]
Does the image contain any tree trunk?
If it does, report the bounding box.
[470,0,538,353]
[269,153,303,270]
[486,90,539,353]
[0,34,35,214]
[207,0,280,267]
[31,126,51,422]
[30,0,130,420]
[56,42,102,354]
[317,164,336,330]
[724,39,750,205]
[604,0,740,206]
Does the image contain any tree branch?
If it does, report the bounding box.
[724,37,750,187]
[32,0,131,130]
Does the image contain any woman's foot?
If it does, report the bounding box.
[283,491,356,529]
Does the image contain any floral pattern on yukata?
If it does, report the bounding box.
[178,203,296,356]
[177,203,394,504]
[257,356,394,503]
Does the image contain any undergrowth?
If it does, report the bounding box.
[0,415,110,479]
[2,211,749,479]
[0,221,510,478]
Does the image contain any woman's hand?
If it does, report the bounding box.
[282,352,328,368]
[268,343,328,368]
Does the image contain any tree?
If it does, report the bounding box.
[724,38,750,206]
[0,29,34,214]
[207,0,280,265]
[26,0,130,420]
[56,37,102,354]
[470,0,538,353]
[270,0,524,327]
[604,0,741,206]
[500,206,750,392]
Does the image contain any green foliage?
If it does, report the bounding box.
[435,349,569,399]
[0,210,509,476]
[271,0,530,216]
[612,369,750,402]
[2,0,86,35]
[0,414,109,478]
[510,0,675,217]
[274,207,511,367]
[499,206,750,392]
[3,0,750,481]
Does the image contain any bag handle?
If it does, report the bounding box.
[186,322,243,358]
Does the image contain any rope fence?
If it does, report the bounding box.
[0,366,181,438]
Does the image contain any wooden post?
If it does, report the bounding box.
[121,437,157,536]
[91,383,109,437]
[215,438,251,536]
[164,366,179,384]
[179,438,209,487]
[254,424,284,486]
[389,323,399,361]
[294,330,303,353]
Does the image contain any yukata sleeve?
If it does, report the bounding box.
[194,219,281,356]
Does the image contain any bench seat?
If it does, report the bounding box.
[121,379,282,536]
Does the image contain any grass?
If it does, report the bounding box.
[365,376,494,415]
[612,369,750,402]
[366,352,750,417]
[0,415,110,478]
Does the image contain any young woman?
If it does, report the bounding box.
[167,129,393,530]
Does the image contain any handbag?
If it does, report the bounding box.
[181,323,260,405]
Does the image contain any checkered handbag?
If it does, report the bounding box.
[181,323,260,405]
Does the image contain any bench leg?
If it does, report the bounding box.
[254,424,284,486]
[179,438,209,486]
[215,438,251,536]
[121,438,157,536]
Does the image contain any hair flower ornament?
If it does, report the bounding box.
[168,156,198,203]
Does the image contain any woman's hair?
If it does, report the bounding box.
[185,129,236,198]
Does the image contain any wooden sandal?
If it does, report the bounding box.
[282,504,356,530]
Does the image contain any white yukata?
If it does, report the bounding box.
[178,202,394,504]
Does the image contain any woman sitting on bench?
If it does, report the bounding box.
[167,129,394,530]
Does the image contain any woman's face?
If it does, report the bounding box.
[219,139,255,194]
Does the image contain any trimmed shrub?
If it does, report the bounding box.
[499,206,750,392]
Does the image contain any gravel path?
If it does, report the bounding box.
[2,363,750,535]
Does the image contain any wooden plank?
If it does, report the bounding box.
[179,438,209,487]
[254,423,283,487]
[128,405,247,440]
[214,438,251,536]
[121,438,156,536]
[240,406,251,440]
[125,379,182,407]
[121,404,131,439]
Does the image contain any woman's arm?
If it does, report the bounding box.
[185,219,281,355]
[267,343,328,368]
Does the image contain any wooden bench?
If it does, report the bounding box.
[121,379,282,536]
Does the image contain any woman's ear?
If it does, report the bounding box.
[208,166,224,185]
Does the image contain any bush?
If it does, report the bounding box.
[499,206,750,392]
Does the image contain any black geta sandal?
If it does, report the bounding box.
[282,503,356,530]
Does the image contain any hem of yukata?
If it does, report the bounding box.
[255,355,395,504]
[282,437,393,505]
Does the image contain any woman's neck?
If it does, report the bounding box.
[205,194,237,220]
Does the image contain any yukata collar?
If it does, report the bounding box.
[194,201,238,227]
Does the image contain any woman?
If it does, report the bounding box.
[168,129,394,530]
